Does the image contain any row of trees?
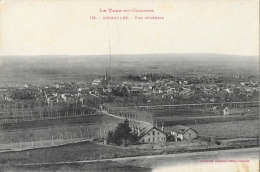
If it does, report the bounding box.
[9,89,38,100]
[121,73,174,82]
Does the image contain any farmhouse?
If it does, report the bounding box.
[166,125,197,141]
[138,126,166,143]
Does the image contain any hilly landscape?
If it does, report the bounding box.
[0,54,258,86]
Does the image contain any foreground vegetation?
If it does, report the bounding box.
[0,141,144,165]
[0,160,151,172]
[0,136,258,166]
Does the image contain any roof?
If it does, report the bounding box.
[93,79,102,83]
[139,126,166,138]
[165,125,197,135]
[131,88,142,92]
[49,97,58,101]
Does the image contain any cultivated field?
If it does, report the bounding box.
[0,113,127,147]
[0,141,149,165]
[151,109,217,117]
[0,112,152,147]
[189,120,259,139]
[0,113,123,132]
[0,123,119,144]
[228,107,259,115]
[151,107,259,126]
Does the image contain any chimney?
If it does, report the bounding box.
[161,122,164,132]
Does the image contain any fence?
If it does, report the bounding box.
[1,110,97,124]
[126,101,259,111]
[0,135,89,152]
[0,123,114,152]
[0,104,97,124]
[101,104,153,124]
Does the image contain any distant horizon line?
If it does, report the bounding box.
[0,53,259,57]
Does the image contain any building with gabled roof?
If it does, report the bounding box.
[138,126,166,143]
[165,125,197,141]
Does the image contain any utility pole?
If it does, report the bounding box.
[70,133,73,143]
[80,130,83,140]
[40,137,43,147]
[20,139,22,150]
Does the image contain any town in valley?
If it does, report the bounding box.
[0,54,258,171]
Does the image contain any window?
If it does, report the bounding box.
[158,132,159,135]
[153,131,155,135]
[148,138,150,142]
[189,133,191,137]
[148,133,150,136]
[153,138,155,142]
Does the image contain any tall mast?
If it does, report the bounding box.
[109,39,112,80]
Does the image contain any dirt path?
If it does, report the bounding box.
[9,147,259,167]
[101,110,153,126]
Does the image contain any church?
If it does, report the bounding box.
[92,70,109,87]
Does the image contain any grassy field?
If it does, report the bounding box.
[0,113,151,145]
[151,107,258,118]
[0,123,119,144]
[151,109,217,117]
[228,107,259,115]
[189,120,259,139]
[0,161,151,172]
[0,113,127,145]
[151,107,259,126]
[154,115,258,126]
[0,141,151,165]
[0,113,123,131]
[0,139,258,171]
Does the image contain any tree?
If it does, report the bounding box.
[107,130,114,144]
[108,119,137,147]
[114,119,131,146]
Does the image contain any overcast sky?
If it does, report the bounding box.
[0,0,259,56]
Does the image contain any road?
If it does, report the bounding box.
[3,147,258,172]
[16,147,258,169]
[100,147,259,172]
[79,147,259,163]
[101,109,153,126]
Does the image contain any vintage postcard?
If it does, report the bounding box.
[0,0,259,171]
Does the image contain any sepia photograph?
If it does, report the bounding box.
[0,0,259,171]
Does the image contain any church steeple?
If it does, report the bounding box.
[105,69,108,81]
